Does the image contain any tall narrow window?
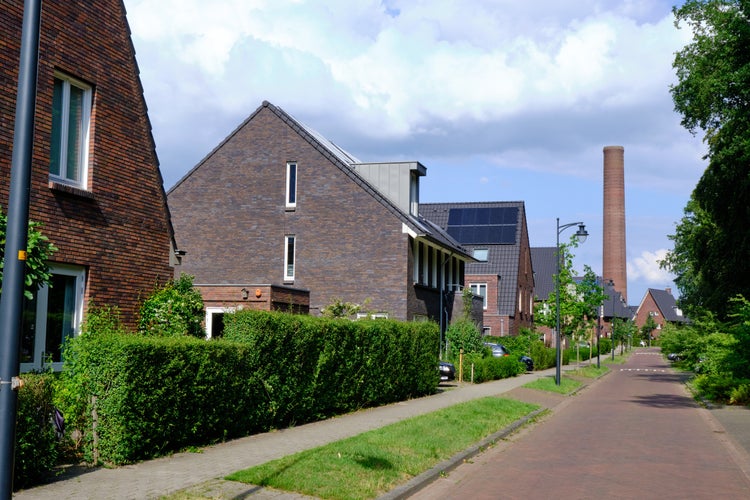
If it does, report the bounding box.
[50,73,91,189]
[470,283,488,309]
[284,235,296,280]
[286,162,297,208]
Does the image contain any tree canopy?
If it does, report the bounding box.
[664,0,750,317]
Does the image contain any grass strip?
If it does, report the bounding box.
[569,365,609,379]
[226,397,537,500]
[523,375,582,394]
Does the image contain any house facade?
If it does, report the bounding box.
[421,202,535,337]
[167,101,473,328]
[634,288,687,339]
[0,1,177,372]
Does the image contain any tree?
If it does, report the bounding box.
[534,240,604,353]
[0,207,58,300]
[665,0,750,318]
[138,274,205,337]
[640,315,658,346]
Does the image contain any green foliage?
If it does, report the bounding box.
[529,342,557,370]
[320,297,368,318]
[666,0,750,318]
[57,311,440,465]
[15,373,59,489]
[82,304,130,336]
[137,274,204,337]
[641,315,658,343]
[445,319,483,360]
[0,206,58,300]
[462,354,524,384]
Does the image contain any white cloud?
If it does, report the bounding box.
[628,249,674,284]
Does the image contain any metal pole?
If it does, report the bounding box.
[555,218,561,385]
[596,306,601,368]
[0,0,42,494]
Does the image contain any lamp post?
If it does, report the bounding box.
[555,218,588,386]
[606,279,615,360]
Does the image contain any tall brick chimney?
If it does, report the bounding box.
[603,145,627,302]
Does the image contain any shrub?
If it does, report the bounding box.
[530,342,556,370]
[464,355,524,383]
[691,373,736,402]
[15,372,59,489]
[445,320,483,360]
[730,382,750,405]
[138,274,204,337]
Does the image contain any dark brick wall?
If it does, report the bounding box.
[168,104,414,319]
[0,1,175,327]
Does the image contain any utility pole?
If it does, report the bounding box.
[0,0,42,495]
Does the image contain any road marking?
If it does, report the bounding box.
[620,368,669,372]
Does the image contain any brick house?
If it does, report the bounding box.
[0,1,178,371]
[421,202,534,337]
[634,288,687,340]
[167,101,474,330]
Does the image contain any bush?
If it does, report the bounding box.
[530,342,556,370]
[138,274,204,337]
[690,373,737,402]
[462,355,524,383]
[57,310,440,465]
[445,320,483,360]
[15,373,59,489]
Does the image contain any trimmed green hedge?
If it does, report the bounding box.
[57,311,440,465]
[15,373,59,489]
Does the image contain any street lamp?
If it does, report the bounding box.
[606,279,615,360]
[555,219,588,386]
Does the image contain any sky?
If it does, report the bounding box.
[123,0,706,306]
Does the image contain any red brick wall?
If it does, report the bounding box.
[168,104,413,319]
[0,1,175,327]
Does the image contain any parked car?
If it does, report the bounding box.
[485,342,534,371]
[667,352,682,361]
[483,342,509,357]
[439,361,455,382]
[519,355,534,372]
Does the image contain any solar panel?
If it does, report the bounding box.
[446,207,518,244]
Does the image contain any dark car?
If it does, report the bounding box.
[439,361,455,382]
[667,352,682,361]
[485,342,534,371]
[519,355,534,372]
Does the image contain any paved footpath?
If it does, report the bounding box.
[410,348,750,500]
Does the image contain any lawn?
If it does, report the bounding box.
[225,397,538,500]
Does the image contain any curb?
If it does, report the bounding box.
[377,407,548,500]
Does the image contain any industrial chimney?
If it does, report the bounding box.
[603,145,627,302]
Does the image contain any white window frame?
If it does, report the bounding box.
[50,72,92,189]
[20,264,86,373]
[286,162,297,208]
[205,306,238,339]
[284,235,296,281]
[470,283,488,310]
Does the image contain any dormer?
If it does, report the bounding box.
[351,162,426,216]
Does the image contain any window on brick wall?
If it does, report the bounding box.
[20,265,85,372]
[286,162,297,208]
[50,73,92,189]
[284,235,296,281]
[470,283,487,309]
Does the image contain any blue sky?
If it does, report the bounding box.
[124,0,704,306]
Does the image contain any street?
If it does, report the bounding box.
[410,348,750,499]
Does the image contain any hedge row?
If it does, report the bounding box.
[57,311,440,465]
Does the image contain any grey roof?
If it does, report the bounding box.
[530,247,557,300]
[421,201,526,316]
[647,288,688,323]
[170,101,472,261]
[602,280,632,319]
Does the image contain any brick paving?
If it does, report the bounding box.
[409,349,750,499]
